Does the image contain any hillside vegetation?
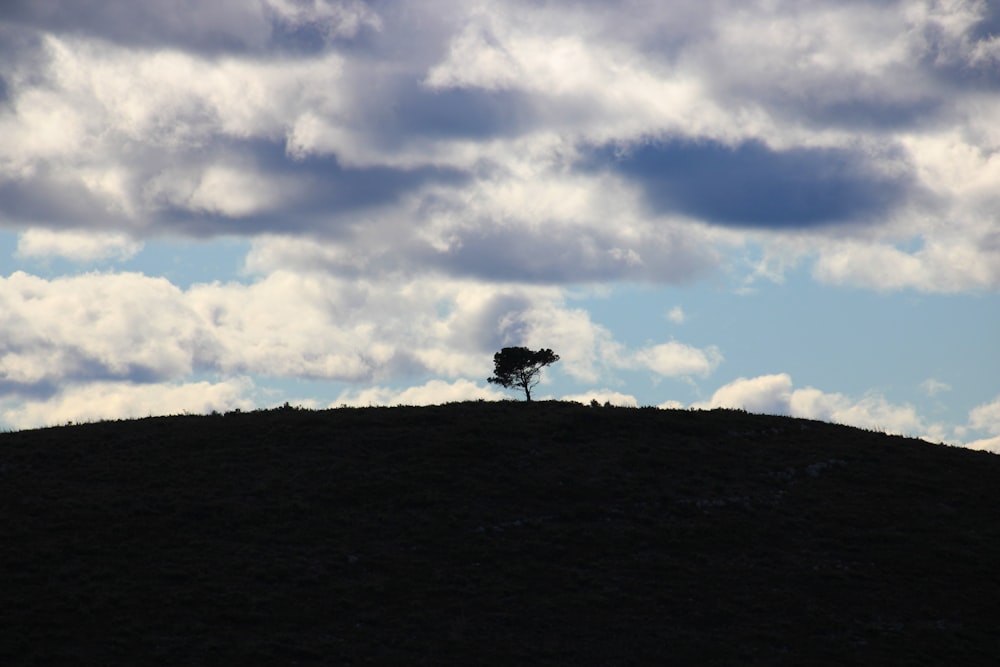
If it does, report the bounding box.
[3,401,1000,665]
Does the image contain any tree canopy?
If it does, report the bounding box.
[487,347,560,402]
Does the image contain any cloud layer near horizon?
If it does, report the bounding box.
[0,267,722,423]
[1,1,999,442]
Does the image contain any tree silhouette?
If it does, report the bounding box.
[487,347,560,402]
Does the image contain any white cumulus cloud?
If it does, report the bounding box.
[0,377,256,431]
[632,341,723,378]
[969,396,1000,436]
[696,373,933,439]
[333,379,506,407]
[17,228,142,262]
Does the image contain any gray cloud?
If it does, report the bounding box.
[0,342,185,400]
[897,17,1000,96]
[789,96,945,133]
[0,168,136,230]
[394,85,539,141]
[0,0,268,53]
[0,379,59,401]
[0,133,468,238]
[424,219,717,284]
[163,139,469,237]
[0,0,385,55]
[458,292,536,352]
[580,139,916,229]
[678,0,999,135]
[968,4,1000,42]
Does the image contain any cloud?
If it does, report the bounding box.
[0,0,381,54]
[0,271,217,395]
[16,228,141,262]
[696,373,930,438]
[964,435,1000,454]
[422,215,721,284]
[790,387,927,438]
[183,271,597,384]
[580,139,916,229]
[696,1,946,130]
[698,373,794,416]
[0,259,729,425]
[0,377,256,431]
[333,378,506,407]
[0,265,705,400]
[2,1,1000,291]
[0,29,726,284]
[0,32,469,234]
[560,389,639,407]
[631,341,722,378]
[666,306,686,324]
[812,237,1000,292]
[920,378,952,397]
[969,396,1000,436]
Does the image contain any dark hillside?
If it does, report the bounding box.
[3,402,1000,665]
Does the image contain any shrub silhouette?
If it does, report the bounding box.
[487,346,560,402]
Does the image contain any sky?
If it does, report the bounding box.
[0,0,998,449]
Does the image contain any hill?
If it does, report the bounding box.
[2,401,1000,665]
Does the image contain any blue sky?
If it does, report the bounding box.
[0,0,998,449]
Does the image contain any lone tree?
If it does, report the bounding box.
[487,346,560,402]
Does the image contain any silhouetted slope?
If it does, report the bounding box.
[3,402,1000,665]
